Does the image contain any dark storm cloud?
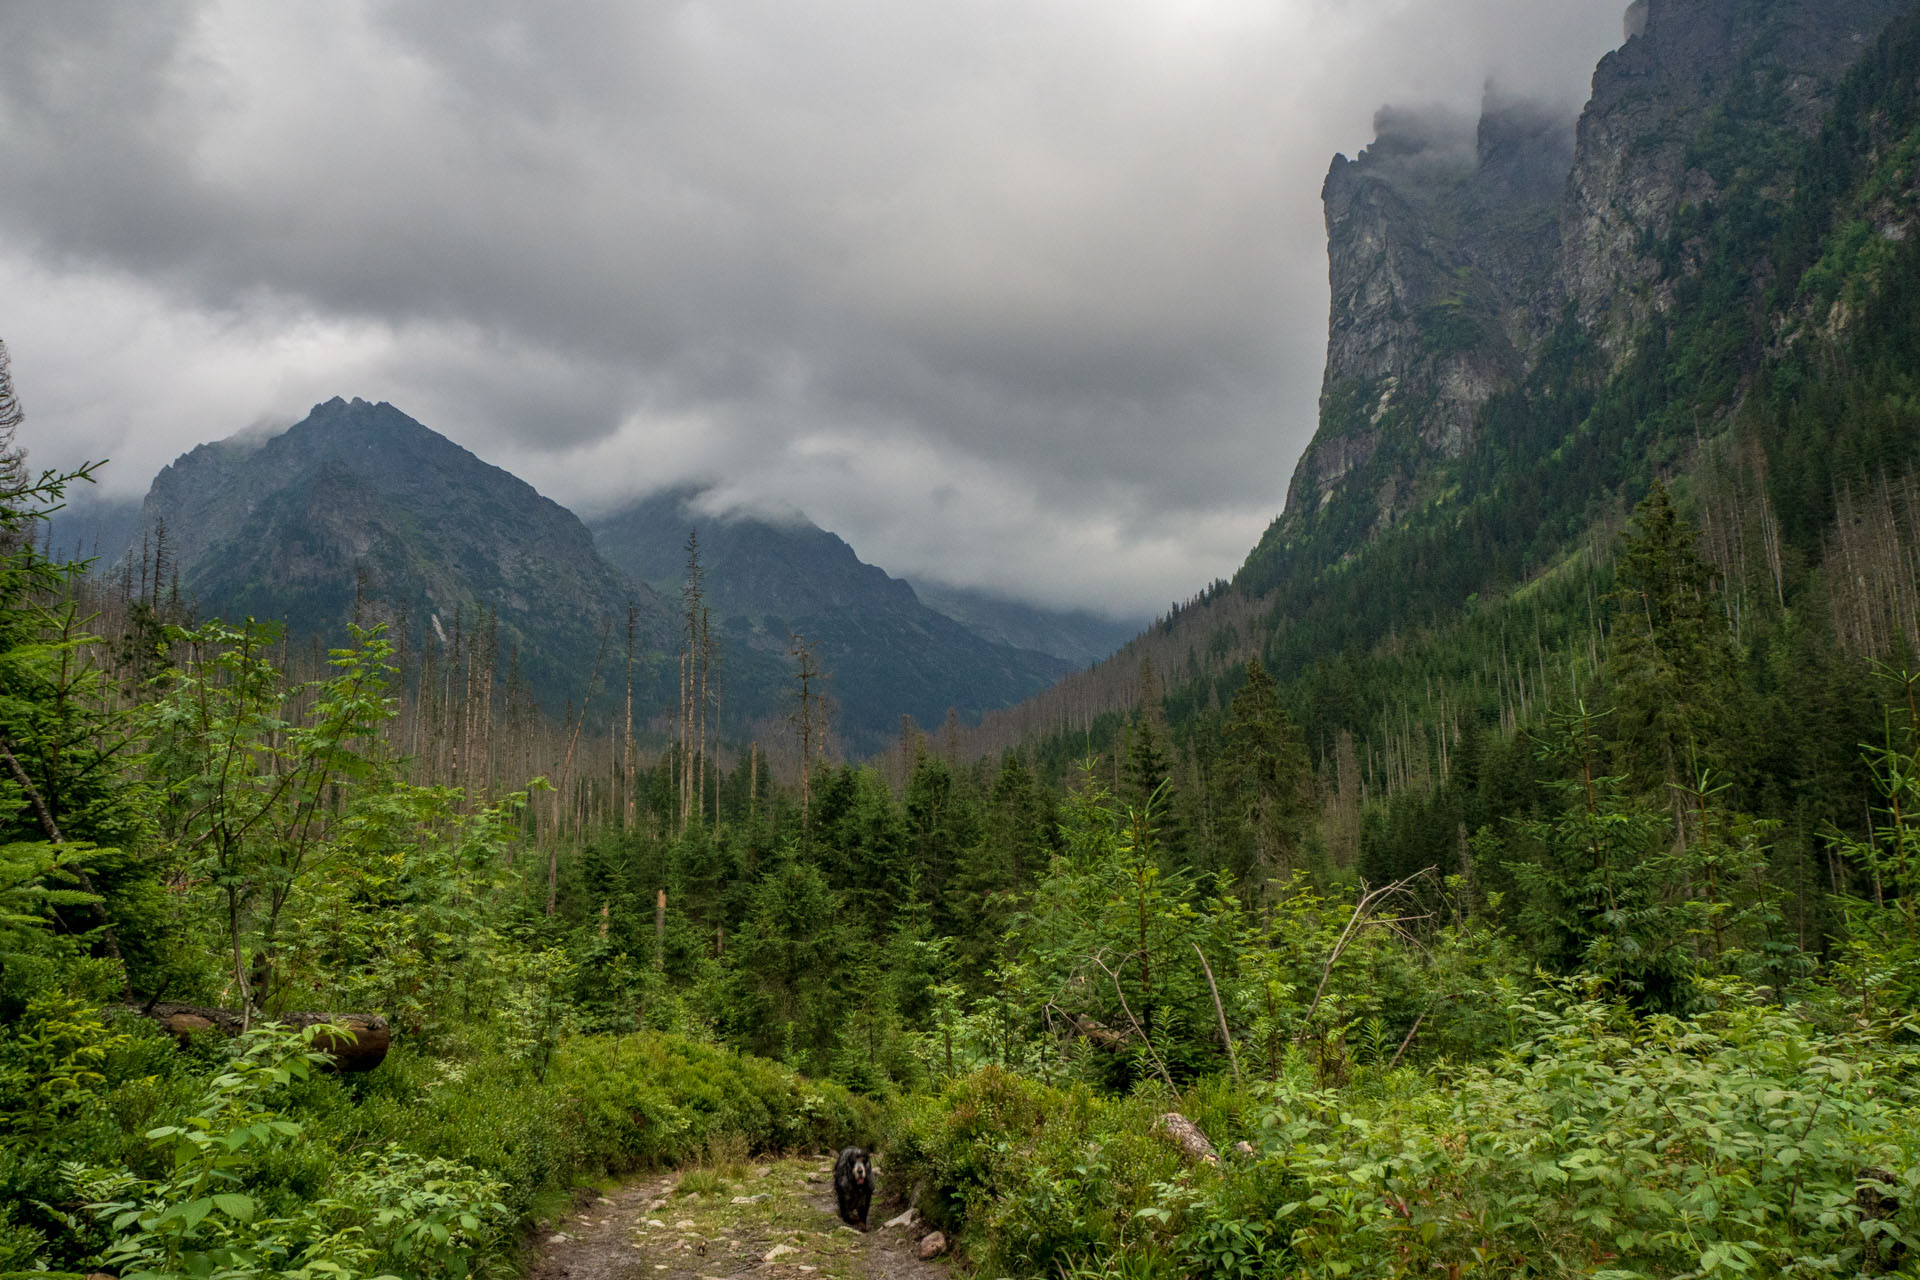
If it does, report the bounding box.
[0,0,1628,614]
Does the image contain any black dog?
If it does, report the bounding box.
[832,1146,873,1230]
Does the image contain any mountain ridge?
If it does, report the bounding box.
[116,406,1111,754]
[590,485,1137,669]
[589,487,1082,750]
[124,396,679,707]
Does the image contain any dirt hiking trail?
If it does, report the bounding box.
[527,1155,951,1280]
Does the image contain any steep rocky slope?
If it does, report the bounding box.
[1254,0,1915,581]
[1560,0,1913,355]
[1289,93,1575,530]
[126,397,678,705]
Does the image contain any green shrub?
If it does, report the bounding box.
[675,1168,729,1198]
[891,988,1920,1278]
[551,1031,870,1171]
[888,1067,1211,1275]
[54,1020,864,1279]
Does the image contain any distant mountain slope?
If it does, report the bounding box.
[593,485,1138,668]
[906,579,1139,670]
[125,397,680,706]
[46,489,141,567]
[592,487,920,620]
[115,408,1088,753]
[591,488,1073,749]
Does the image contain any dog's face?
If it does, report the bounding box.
[852,1156,869,1184]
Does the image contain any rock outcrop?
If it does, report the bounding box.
[1288,90,1575,527]
[1278,0,1913,549]
[1559,0,1914,358]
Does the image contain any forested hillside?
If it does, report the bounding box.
[5,2,1920,1278]
[590,487,1077,750]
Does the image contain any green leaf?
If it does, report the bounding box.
[212,1192,254,1221]
[174,1196,213,1229]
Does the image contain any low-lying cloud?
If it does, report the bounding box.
[1,0,1626,616]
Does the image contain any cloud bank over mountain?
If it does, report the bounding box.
[0,0,1625,615]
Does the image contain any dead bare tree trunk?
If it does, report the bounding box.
[624,603,636,829]
[550,620,613,915]
[788,634,825,829]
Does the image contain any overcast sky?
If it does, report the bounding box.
[2,0,1626,617]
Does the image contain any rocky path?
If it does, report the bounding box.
[527,1155,951,1280]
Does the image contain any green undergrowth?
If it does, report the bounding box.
[887,985,1920,1279]
[2,996,873,1280]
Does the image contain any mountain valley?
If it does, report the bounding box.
[8,4,1920,1277]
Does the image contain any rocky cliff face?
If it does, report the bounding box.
[1558,0,1914,358]
[1279,0,1913,544]
[1287,93,1575,527]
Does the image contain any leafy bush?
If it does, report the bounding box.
[8,1015,863,1278]
[889,1068,1213,1276]
[895,988,1920,1278]
[1253,986,1920,1278]
[551,1031,871,1170]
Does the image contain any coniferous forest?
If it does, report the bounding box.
[8,4,1920,1280]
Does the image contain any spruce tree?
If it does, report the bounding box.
[1123,657,1183,856]
[1606,481,1735,800]
[1215,657,1314,895]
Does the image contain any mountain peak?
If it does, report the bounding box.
[126,399,676,707]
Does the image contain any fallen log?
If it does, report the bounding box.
[1065,1012,1130,1050]
[130,1003,391,1072]
[1154,1112,1219,1165]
